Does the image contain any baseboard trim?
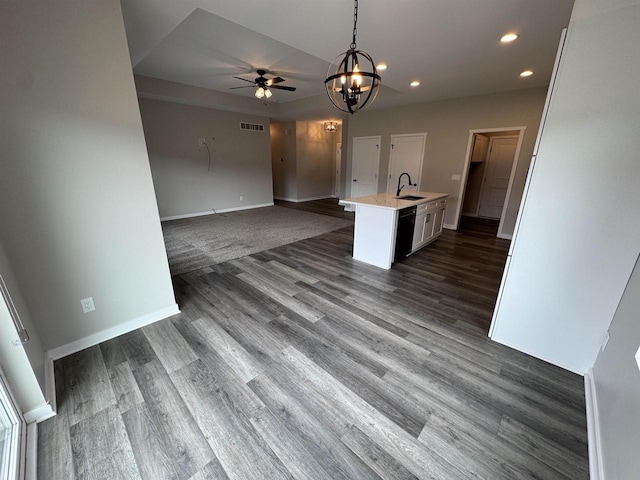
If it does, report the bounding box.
[23,403,55,424]
[443,223,456,230]
[160,203,274,221]
[497,233,513,240]
[46,304,180,361]
[274,195,333,203]
[25,422,37,480]
[44,353,56,414]
[585,369,604,480]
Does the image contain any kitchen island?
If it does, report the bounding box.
[339,191,448,269]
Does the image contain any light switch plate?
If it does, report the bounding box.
[451,174,461,181]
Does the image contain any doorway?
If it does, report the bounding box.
[386,133,426,194]
[334,143,342,198]
[455,127,525,238]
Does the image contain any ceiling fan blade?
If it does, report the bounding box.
[233,76,257,85]
[269,76,285,85]
[229,86,254,90]
[270,85,297,92]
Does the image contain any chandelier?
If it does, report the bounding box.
[324,0,381,114]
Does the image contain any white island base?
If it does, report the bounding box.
[340,191,448,270]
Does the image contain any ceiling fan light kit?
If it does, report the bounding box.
[324,0,381,114]
[231,69,297,99]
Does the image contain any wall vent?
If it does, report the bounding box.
[240,122,265,132]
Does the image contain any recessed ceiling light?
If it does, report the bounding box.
[377,63,388,71]
[520,70,534,77]
[410,81,420,87]
[500,33,519,43]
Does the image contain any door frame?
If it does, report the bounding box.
[476,135,520,219]
[454,126,526,239]
[386,133,427,193]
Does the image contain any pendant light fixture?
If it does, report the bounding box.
[324,121,338,133]
[324,0,381,114]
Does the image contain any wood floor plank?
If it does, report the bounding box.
[107,361,144,414]
[170,359,293,480]
[142,318,198,373]
[192,317,261,383]
[341,425,418,480]
[39,211,588,479]
[57,345,116,427]
[280,346,473,480]
[69,406,141,480]
[247,373,381,480]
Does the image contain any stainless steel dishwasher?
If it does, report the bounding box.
[394,206,416,262]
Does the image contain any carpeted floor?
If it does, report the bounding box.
[162,205,353,276]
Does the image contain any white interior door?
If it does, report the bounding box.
[478,136,517,218]
[387,134,426,194]
[351,136,380,198]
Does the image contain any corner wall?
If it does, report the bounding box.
[0,0,177,354]
[590,255,640,479]
[344,87,548,234]
[138,97,274,218]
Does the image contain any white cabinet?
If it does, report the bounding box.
[411,199,446,251]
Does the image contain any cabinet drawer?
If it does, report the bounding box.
[418,201,439,213]
[436,199,447,208]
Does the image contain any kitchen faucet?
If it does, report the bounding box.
[396,172,414,197]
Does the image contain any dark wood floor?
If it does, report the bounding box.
[37,204,588,479]
[275,197,355,220]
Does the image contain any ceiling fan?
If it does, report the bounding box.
[230,69,297,98]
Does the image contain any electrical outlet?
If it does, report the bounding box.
[240,196,243,201]
[81,297,95,313]
[198,138,206,147]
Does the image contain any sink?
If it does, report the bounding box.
[397,195,425,201]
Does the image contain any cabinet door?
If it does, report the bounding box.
[434,208,445,236]
[413,213,427,248]
[413,211,435,249]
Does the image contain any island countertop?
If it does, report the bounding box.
[339,191,449,211]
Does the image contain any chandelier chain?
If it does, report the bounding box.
[351,0,358,50]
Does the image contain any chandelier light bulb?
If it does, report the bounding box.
[264,88,273,98]
[255,87,265,98]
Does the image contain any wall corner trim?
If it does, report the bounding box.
[584,369,605,480]
[46,304,180,361]
[43,304,180,416]
[160,203,274,221]
[23,403,55,424]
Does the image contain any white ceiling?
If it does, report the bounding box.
[121,0,574,119]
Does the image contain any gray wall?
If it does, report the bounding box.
[295,122,335,200]
[344,87,547,233]
[138,98,273,218]
[0,0,177,352]
[271,121,337,201]
[591,255,640,479]
[271,122,297,200]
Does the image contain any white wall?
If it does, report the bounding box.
[590,255,640,479]
[138,97,273,218]
[344,87,548,233]
[0,0,177,354]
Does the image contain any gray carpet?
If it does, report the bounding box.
[162,205,353,276]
